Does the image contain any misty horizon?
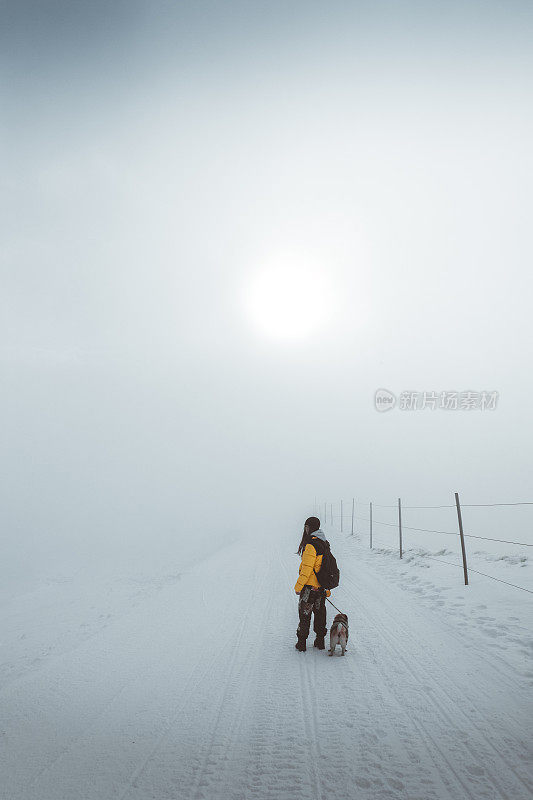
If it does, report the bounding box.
[2,0,532,578]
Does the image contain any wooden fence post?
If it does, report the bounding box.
[369,501,373,549]
[455,492,469,585]
[398,497,403,558]
[351,498,355,535]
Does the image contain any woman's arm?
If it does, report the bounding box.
[294,543,317,593]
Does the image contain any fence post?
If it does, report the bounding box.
[351,498,355,535]
[398,497,403,558]
[369,501,373,549]
[340,500,343,532]
[455,492,469,586]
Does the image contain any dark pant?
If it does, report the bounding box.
[297,586,327,640]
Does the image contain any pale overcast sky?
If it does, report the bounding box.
[2,1,532,573]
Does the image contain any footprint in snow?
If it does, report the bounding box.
[388,777,405,790]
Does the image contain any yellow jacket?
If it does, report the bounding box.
[294,537,331,595]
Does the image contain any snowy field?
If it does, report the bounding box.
[1,526,532,800]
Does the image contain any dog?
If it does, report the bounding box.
[328,612,349,656]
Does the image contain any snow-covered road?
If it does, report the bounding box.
[2,531,532,800]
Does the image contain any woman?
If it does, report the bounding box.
[294,516,331,652]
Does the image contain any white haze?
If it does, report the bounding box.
[2,1,532,584]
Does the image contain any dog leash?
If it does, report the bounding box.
[325,596,344,614]
[294,587,345,615]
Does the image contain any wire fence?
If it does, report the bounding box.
[355,516,531,548]
[317,494,533,596]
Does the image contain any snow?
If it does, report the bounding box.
[1,526,532,800]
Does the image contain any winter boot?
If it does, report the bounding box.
[295,637,307,652]
[313,636,325,650]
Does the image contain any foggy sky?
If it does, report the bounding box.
[2,1,532,575]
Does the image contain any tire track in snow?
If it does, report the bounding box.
[184,544,319,800]
[277,543,324,800]
[340,568,504,799]
[322,607,445,800]
[344,567,532,796]
[18,581,245,800]
[116,633,240,800]
[118,561,266,800]
[121,544,316,800]
[340,567,532,799]
[186,563,274,800]
[297,643,325,800]
[7,540,259,800]
[224,560,304,800]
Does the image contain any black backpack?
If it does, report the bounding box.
[312,538,340,590]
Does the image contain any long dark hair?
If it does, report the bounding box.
[297,516,320,555]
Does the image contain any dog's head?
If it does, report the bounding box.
[333,613,348,625]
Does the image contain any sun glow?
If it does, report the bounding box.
[244,255,333,341]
